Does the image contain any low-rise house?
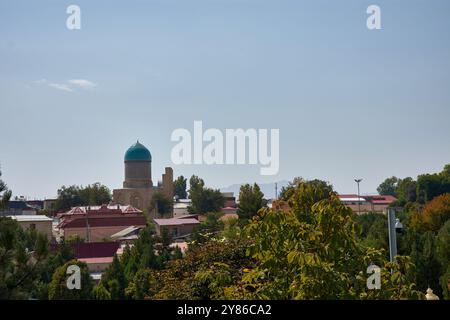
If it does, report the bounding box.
[0,201,38,216]
[110,225,143,243]
[153,217,200,238]
[173,199,191,218]
[365,195,398,213]
[9,215,53,241]
[57,204,146,242]
[338,194,397,214]
[71,242,121,274]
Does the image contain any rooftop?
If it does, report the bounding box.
[71,242,120,259]
[9,215,53,222]
[110,226,142,239]
[79,257,114,264]
[59,215,147,229]
[61,204,142,216]
[153,218,200,226]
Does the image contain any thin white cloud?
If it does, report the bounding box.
[48,83,73,92]
[32,78,97,92]
[33,78,47,84]
[68,79,97,89]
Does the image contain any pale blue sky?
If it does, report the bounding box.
[1,0,450,199]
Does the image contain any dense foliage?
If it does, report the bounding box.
[92,179,426,300]
[0,169,12,210]
[150,191,173,217]
[237,183,267,221]
[377,164,450,205]
[48,260,94,299]
[55,182,112,212]
[187,175,225,214]
[370,164,450,297]
[174,175,188,199]
[2,167,449,300]
[0,217,74,299]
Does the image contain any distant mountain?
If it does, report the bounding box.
[220,180,290,200]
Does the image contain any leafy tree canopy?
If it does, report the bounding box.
[150,191,173,217]
[48,260,93,300]
[174,175,188,199]
[237,183,267,221]
[0,169,12,210]
[55,182,112,212]
[188,175,225,214]
[377,176,399,196]
[410,193,450,232]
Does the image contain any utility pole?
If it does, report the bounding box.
[85,206,91,242]
[354,179,362,215]
[275,182,278,200]
[387,207,397,272]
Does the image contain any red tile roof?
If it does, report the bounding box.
[72,242,120,259]
[365,195,397,204]
[338,194,359,199]
[60,216,147,228]
[59,204,142,217]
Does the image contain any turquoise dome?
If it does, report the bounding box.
[124,141,152,162]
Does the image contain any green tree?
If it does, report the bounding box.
[236,182,421,299]
[79,183,112,206]
[353,212,382,239]
[130,239,252,300]
[92,283,111,300]
[279,178,334,205]
[174,175,188,199]
[416,164,450,203]
[279,177,303,201]
[0,217,50,299]
[408,231,442,296]
[93,282,111,300]
[440,266,450,300]
[237,183,267,220]
[150,191,173,217]
[33,239,76,299]
[436,220,450,275]
[55,183,112,211]
[377,176,399,196]
[188,175,225,214]
[436,222,450,299]
[100,254,127,299]
[363,215,389,253]
[125,269,159,299]
[48,260,93,300]
[0,169,12,210]
[396,177,417,204]
[190,212,225,246]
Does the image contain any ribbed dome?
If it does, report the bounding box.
[124,141,152,162]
